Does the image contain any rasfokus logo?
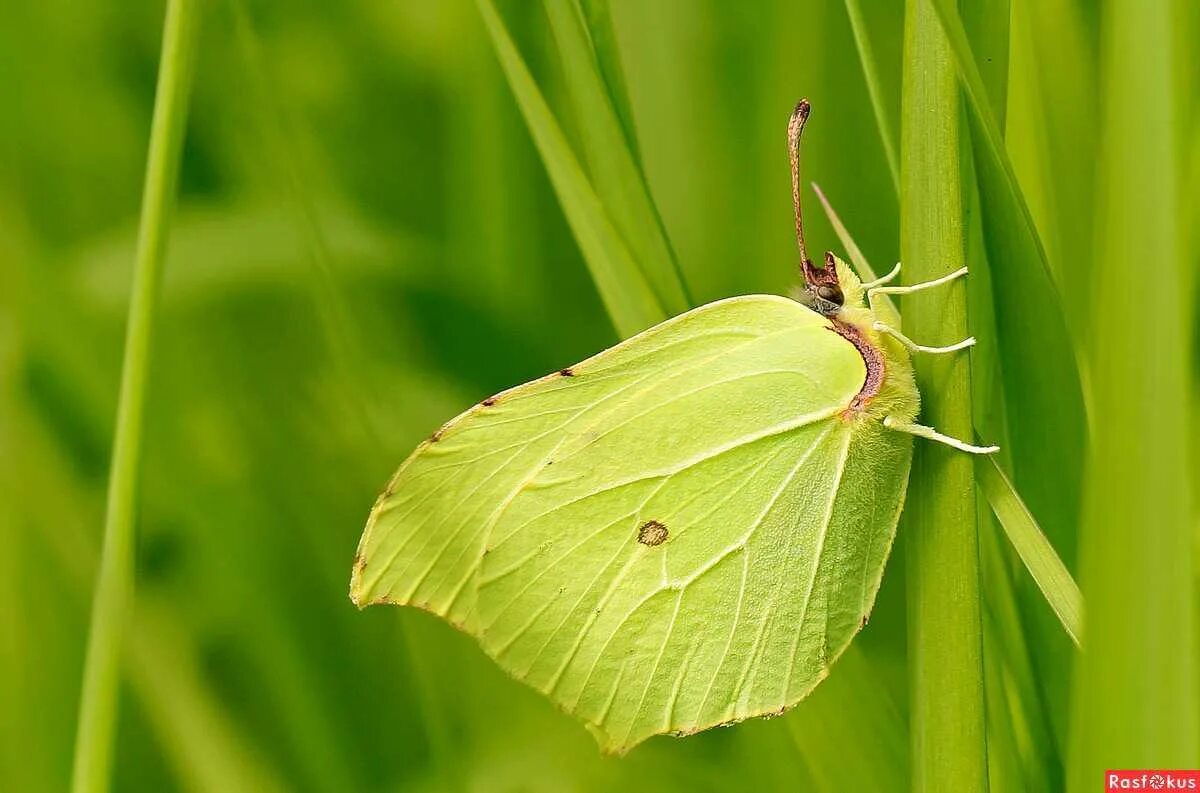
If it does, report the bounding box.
[1106,770,1200,790]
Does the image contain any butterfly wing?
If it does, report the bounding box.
[351,294,911,752]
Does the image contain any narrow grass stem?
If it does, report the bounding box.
[902,0,989,789]
[69,2,199,791]
[842,0,901,194]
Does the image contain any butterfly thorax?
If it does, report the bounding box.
[798,254,920,425]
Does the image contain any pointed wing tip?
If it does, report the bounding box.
[349,554,374,609]
[347,581,399,611]
[348,580,368,610]
[586,717,734,756]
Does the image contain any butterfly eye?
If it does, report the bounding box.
[816,284,844,306]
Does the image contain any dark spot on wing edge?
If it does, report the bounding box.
[559,367,574,377]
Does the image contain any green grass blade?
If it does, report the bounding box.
[924,0,1054,291]
[575,0,693,314]
[960,0,1010,117]
[781,645,909,791]
[1009,0,1097,317]
[1069,0,1199,786]
[476,0,667,337]
[817,97,1083,661]
[977,456,1082,646]
[69,2,200,791]
[543,0,691,313]
[816,179,1083,654]
[978,510,1062,792]
[901,0,988,788]
[931,0,1086,605]
[841,0,900,194]
[961,0,1076,777]
[577,0,641,164]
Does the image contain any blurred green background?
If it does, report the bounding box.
[2,1,1196,791]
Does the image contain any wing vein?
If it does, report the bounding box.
[697,425,837,720]
[689,549,750,726]
[558,363,819,463]
[617,589,685,744]
[676,425,835,590]
[489,408,836,558]
[565,436,806,711]
[780,427,852,702]
[540,475,678,696]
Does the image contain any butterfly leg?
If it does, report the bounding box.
[869,265,975,351]
[869,265,967,297]
[871,322,976,354]
[870,264,996,454]
[859,261,902,290]
[882,416,1000,454]
[866,265,969,316]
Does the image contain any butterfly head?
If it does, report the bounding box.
[798,251,864,317]
[787,101,865,319]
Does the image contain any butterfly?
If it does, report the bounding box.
[350,99,996,754]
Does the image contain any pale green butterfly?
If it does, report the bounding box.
[350,100,997,754]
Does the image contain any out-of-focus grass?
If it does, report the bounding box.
[476,0,666,337]
[1070,0,1198,789]
[1,1,1196,791]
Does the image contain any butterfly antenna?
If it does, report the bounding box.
[788,99,812,271]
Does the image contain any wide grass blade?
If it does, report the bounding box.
[1069,0,1199,787]
[836,182,1067,780]
[901,0,988,788]
[930,0,1087,628]
[476,0,668,336]
[977,457,1082,646]
[781,645,909,791]
[543,0,691,314]
[1007,0,1097,313]
[818,180,1081,656]
[924,0,1054,291]
[962,0,1075,769]
[70,2,199,791]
